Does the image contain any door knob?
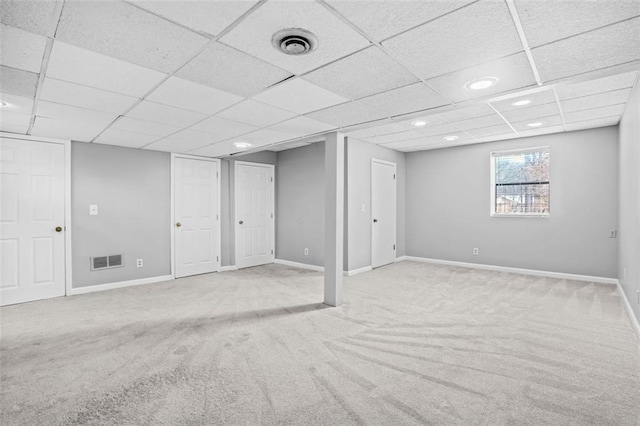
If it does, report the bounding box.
[373,219,378,223]
[55,226,63,232]
[176,222,182,227]
[239,220,244,225]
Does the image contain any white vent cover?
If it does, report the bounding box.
[272,28,318,56]
[91,254,123,271]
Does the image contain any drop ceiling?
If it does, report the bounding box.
[0,0,638,156]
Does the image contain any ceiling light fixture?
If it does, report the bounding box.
[512,99,531,106]
[411,120,427,127]
[443,135,459,141]
[0,101,10,108]
[272,28,318,56]
[464,77,499,91]
[233,142,252,149]
[527,122,543,127]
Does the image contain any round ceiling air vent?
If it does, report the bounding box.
[272,28,318,56]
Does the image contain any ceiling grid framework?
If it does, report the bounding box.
[0,0,638,155]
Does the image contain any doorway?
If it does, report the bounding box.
[371,158,396,269]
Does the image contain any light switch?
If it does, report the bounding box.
[89,204,98,215]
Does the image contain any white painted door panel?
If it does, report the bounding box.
[371,159,396,269]
[235,162,274,269]
[174,157,219,278]
[1,138,66,306]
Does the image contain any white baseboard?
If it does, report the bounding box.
[401,256,618,285]
[617,280,640,341]
[345,266,372,276]
[220,265,237,272]
[70,275,174,295]
[274,259,324,272]
[395,256,408,263]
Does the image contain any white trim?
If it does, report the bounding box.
[345,266,372,276]
[170,154,221,279]
[220,265,238,272]
[70,275,173,296]
[617,280,640,341]
[274,259,324,272]
[371,158,397,269]
[401,256,618,285]
[395,256,408,263]
[0,133,73,297]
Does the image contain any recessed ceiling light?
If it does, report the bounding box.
[0,101,10,108]
[443,135,459,141]
[272,28,318,56]
[512,99,531,106]
[233,142,252,149]
[464,77,499,91]
[527,122,544,127]
[412,120,427,127]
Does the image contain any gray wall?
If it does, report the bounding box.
[406,127,619,278]
[346,138,406,271]
[276,142,325,266]
[220,151,277,267]
[71,142,171,287]
[618,86,640,323]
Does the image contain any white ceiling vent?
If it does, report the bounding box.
[272,28,318,56]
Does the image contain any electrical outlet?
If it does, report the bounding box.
[609,229,617,238]
[136,259,143,268]
[304,248,309,256]
[472,248,479,255]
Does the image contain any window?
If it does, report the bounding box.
[491,147,549,216]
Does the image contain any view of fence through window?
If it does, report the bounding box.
[493,149,550,215]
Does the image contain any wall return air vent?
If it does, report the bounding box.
[91,254,123,271]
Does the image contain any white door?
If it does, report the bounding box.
[235,162,274,269]
[174,157,220,278]
[1,138,66,306]
[371,159,396,268]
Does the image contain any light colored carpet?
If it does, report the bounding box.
[1,261,639,425]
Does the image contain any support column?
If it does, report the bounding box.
[324,132,344,307]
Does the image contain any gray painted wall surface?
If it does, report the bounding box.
[71,142,171,287]
[220,151,277,266]
[347,138,406,271]
[618,86,640,323]
[406,127,619,278]
[276,142,325,266]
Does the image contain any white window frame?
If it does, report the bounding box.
[490,146,550,218]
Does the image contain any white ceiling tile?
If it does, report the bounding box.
[0,24,47,73]
[427,53,537,103]
[215,99,296,128]
[394,113,450,129]
[128,0,260,37]
[146,76,243,115]
[489,89,557,113]
[0,0,58,36]
[36,101,117,129]
[451,113,508,131]
[515,0,640,47]
[358,82,450,118]
[126,100,207,128]
[0,93,33,115]
[500,102,560,123]
[144,129,218,153]
[510,115,563,132]
[41,78,139,115]
[556,71,638,99]
[532,18,640,82]
[564,104,627,123]
[369,130,423,144]
[190,116,257,143]
[219,0,370,75]
[0,110,31,134]
[465,124,517,138]
[190,128,292,157]
[0,65,38,98]
[416,121,475,137]
[382,0,522,79]
[176,42,292,98]
[305,101,387,128]
[56,0,209,73]
[30,116,105,142]
[93,128,160,149]
[267,116,336,137]
[364,121,415,137]
[46,41,167,97]
[303,46,418,100]
[516,125,565,139]
[253,79,349,115]
[564,116,621,132]
[560,88,632,113]
[325,0,474,41]
[437,104,497,123]
[111,116,180,138]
